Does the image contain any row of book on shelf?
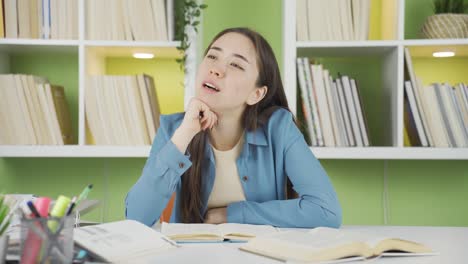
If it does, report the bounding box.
[1,0,78,39]
[296,0,370,41]
[0,0,171,41]
[297,58,371,147]
[0,73,162,146]
[86,0,170,41]
[0,74,73,145]
[85,74,161,145]
[404,48,468,148]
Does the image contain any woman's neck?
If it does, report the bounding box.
[209,110,244,151]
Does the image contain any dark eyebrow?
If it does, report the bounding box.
[209,46,250,64]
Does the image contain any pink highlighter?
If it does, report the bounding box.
[34,197,51,217]
[20,197,51,264]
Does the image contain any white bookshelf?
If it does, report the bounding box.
[1,0,467,159]
[0,0,202,158]
[282,0,468,159]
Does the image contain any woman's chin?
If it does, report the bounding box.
[197,95,216,106]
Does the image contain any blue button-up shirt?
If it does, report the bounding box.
[125,108,342,228]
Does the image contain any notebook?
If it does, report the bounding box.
[161,222,278,243]
[74,220,177,263]
[240,227,437,263]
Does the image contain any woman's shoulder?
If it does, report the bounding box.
[265,108,295,128]
[264,108,301,145]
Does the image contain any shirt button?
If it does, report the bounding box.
[242,176,248,182]
[179,162,185,169]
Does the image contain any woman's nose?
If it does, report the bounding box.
[209,66,224,78]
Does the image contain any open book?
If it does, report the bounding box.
[161,222,278,242]
[240,227,436,263]
[74,220,177,263]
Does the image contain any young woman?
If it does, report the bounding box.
[125,27,341,228]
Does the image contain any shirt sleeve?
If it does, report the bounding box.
[125,116,192,226]
[227,112,342,228]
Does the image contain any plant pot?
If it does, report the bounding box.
[421,13,468,39]
[0,235,8,264]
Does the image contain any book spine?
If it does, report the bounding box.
[434,83,455,147]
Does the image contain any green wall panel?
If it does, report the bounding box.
[388,160,468,226]
[322,160,385,225]
[404,0,434,39]
[202,0,283,73]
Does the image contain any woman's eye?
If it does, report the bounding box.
[231,62,244,70]
[207,54,216,59]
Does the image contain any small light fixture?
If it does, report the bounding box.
[432,51,455,58]
[133,52,154,59]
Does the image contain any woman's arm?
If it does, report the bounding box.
[125,116,193,226]
[226,112,342,228]
[125,99,218,226]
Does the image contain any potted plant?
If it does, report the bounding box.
[421,0,468,38]
[0,195,11,262]
[175,0,208,73]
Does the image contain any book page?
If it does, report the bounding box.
[161,222,223,239]
[372,238,434,255]
[288,256,366,264]
[74,220,175,262]
[219,223,277,239]
[240,227,374,262]
[279,227,367,250]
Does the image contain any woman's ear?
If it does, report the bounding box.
[247,86,268,105]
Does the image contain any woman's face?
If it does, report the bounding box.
[195,32,266,114]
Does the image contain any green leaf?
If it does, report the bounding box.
[0,220,10,236]
[0,205,8,225]
[176,0,207,74]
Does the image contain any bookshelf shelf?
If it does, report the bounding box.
[1,146,467,160]
[0,40,79,53]
[296,45,396,57]
[297,40,399,48]
[83,40,181,48]
[403,39,468,46]
[0,39,80,46]
[311,147,468,160]
[0,146,151,158]
[297,39,468,48]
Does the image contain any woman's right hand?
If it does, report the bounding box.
[171,98,218,153]
[180,98,218,135]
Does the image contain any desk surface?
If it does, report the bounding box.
[150,225,468,264]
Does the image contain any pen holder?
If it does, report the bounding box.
[20,215,74,264]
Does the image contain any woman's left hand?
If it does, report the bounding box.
[204,207,227,224]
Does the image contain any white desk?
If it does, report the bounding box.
[150,225,468,264]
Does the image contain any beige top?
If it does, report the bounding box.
[207,135,246,209]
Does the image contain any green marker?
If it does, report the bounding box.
[76,184,93,205]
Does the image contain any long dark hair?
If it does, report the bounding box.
[179,27,295,223]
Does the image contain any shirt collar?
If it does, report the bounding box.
[246,126,268,146]
[204,126,268,163]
